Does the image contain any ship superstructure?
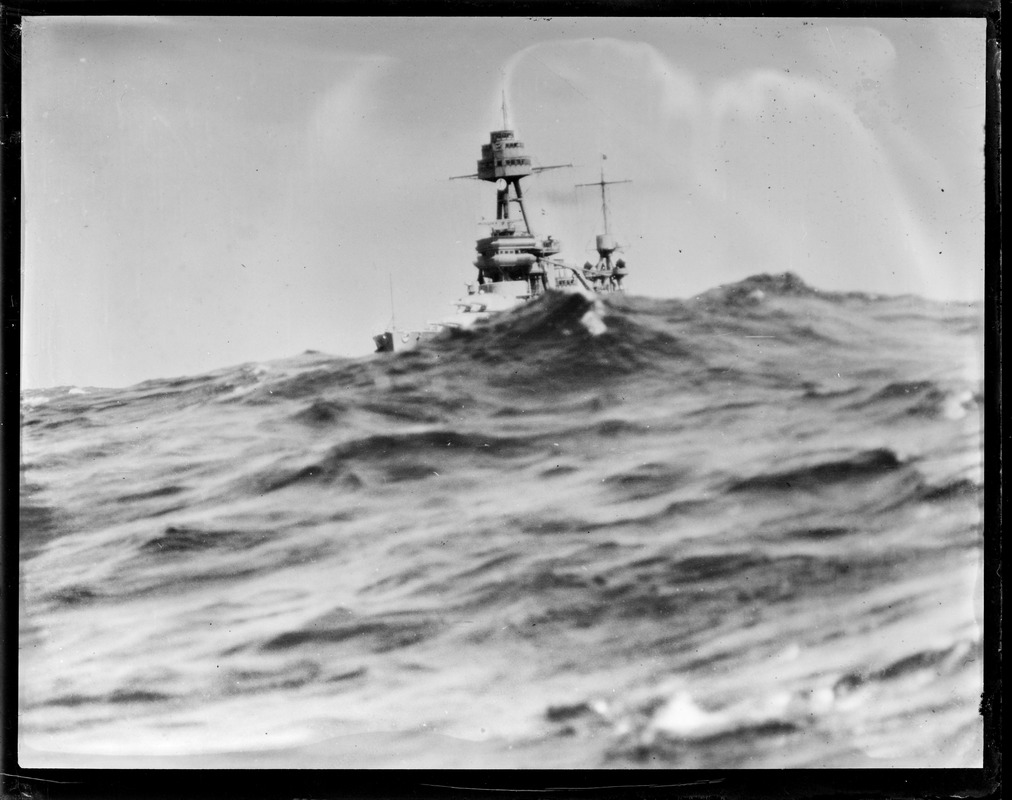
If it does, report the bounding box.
[453,126,581,298]
[373,112,630,353]
[576,159,631,289]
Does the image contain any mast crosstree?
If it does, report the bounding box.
[449,110,571,287]
[576,157,631,275]
[374,109,634,353]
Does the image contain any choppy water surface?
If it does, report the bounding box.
[19,274,984,768]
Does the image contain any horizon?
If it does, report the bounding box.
[19,269,984,393]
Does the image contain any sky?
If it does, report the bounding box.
[20,16,986,389]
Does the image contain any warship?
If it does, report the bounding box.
[373,114,630,353]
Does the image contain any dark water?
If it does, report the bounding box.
[19,273,984,768]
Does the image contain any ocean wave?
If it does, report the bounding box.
[832,638,981,697]
[727,448,904,493]
[18,273,984,768]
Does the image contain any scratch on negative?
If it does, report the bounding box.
[418,781,725,792]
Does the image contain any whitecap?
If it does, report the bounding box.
[941,389,974,421]
[218,383,261,400]
[647,687,810,742]
[579,301,607,337]
[648,691,734,740]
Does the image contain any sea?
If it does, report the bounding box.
[18,273,985,769]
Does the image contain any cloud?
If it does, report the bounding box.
[498,33,982,300]
[303,56,395,169]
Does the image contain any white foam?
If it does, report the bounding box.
[649,691,733,740]
[579,300,608,337]
[22,395,51,407]
[648,685,818,742]
[68,387,89,395]
[589,699,611,717]
[220,383,260,400]
[942,389,974,421]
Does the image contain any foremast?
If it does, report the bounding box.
[452,118,571,292]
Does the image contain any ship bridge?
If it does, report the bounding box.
[477,130,534,182]
[451,120,571,292]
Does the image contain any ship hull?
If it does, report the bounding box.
[373,329,441,353]
[372,124,628,354]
